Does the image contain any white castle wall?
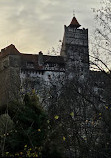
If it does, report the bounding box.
[20,69,65,94]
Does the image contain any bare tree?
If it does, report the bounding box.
[91,0,111,71]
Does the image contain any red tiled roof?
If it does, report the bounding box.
[69,16,81,28]
[0,44,65,70]
[21,54,65,70]
[21,53,38,62]
[43,55,64,64]
[20,53,42,70]
[20,53,64,64]
[0,44,20,59]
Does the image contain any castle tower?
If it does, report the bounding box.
[61,16,89,80]
[0,44,21,105]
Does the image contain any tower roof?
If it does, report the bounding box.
[69,16,81,28]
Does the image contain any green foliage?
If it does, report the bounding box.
[2,93,64,157]
[4,94,48,154]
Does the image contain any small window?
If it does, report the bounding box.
[48,75,51,79]
[27,62,34,68]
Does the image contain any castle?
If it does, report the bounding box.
[0,16,108,105]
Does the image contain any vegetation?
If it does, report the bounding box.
[0,92,65,157]
[0,0,111,158]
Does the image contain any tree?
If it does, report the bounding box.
[0,92,65,158]
[0,93,48,157]
[91,0,111,71]
[44,4,111,153]
[46,69,111,157]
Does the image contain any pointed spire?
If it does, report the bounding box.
[73,10,75,17]
[69,16,81,28]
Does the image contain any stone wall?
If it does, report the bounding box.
[61,26,89,80]
[9,55,21,101]
[0,56,10,105]
[20,69,65,94]
[0,55,20,105]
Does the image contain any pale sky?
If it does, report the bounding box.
[0,0,100,54]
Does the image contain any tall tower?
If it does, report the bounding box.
[61,16,89,80]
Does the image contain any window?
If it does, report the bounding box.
[48,75,51,79]
[27,62,34,68]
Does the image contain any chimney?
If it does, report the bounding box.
[38,51,43,66]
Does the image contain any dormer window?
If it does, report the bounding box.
[27,62,34,68]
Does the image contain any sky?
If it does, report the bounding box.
[0,0,101,54]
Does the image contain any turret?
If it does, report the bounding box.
[61,16,89,80]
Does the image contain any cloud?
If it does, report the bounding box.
[0,0,101,54]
